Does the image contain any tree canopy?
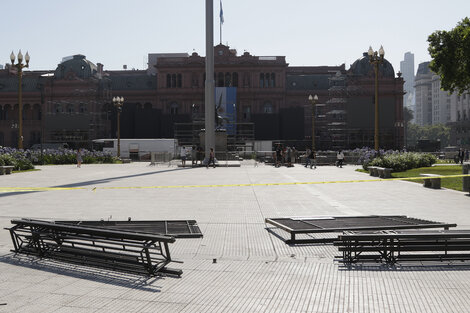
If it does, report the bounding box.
[428,17,470,94]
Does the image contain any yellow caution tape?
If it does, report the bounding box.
[0,174,469,192]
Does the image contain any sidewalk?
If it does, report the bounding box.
[0,163,469,312]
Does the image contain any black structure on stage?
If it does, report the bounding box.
[55,219,203,238]
[265,215,456,244]
[6,219,182,277]
[335,230,470,264]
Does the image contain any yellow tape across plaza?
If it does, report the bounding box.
[0,174,469,192]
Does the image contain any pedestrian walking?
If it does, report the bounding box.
[76,148,82,168]
[207,148,216,168]
[336,150,344,168]
[465,149,469,162]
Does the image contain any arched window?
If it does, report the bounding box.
[232,72,238,87]
[259,74,264,88]
[166,74,171,88]
[263,102,273,114]
[243,73,250,87]
[170,102,179,115]
[171,74,177,88]
[217,72,224,87]
[79,103,87,113]
[33,104,41,120]
[55,103,63,113]
[225,72,231,87]
[67,103,74,114]
[177,74,182,88]
[4,105,10,120]
[270,73,275,87]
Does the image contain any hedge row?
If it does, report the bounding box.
[0,148,117,171]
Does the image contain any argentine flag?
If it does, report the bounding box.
[220,0,224,24]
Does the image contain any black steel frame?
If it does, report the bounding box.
[265,215,456,244]
[6,219,182,277]
[335,230,470,264]
[55,219,203,238]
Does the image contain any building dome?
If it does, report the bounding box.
[54,54,98,79]
[349,52,395,78]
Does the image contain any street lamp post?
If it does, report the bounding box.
[112,96,124,158]
[308,94,318,150]
[367,45,385,151]
[10,50,30,149]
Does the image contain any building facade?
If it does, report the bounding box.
[0,45,404,151]
[400,52,415,118]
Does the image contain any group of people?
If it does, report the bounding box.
[272,145,345,169]
[180,146,216,168]
[273,144,298,167]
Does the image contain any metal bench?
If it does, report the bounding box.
[420,173,441,189]
[0,166,14,175]
[335,230,470,264]
[6,219,182,277]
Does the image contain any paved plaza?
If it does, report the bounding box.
[0,161,469,312]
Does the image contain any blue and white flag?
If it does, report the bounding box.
[220,0,224,24]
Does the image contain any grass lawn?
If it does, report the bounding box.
[356,165,466,191]
[391,165,464,191]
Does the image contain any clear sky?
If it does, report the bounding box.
[3,0,469,74]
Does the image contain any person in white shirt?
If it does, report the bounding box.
[336,150,344,168]
[180,146,187,167]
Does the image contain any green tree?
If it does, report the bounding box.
[428,17,470,94]
[406,123,450,148]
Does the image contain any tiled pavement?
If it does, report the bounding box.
[0,162,469,312]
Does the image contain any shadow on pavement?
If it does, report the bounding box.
[0,166,193,198]
[0,253,174,292]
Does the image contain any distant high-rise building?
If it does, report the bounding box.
[431,74,451,125]
[400,52,415,117]
[414,62,433,126]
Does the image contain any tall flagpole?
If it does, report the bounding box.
[205,0,215,160]
[219,0,223,45]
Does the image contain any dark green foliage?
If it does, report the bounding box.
[406,123,450,148]
[428,17,470,94]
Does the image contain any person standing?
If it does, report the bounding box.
[191,145,197,166]
[459,148,465,165]
[207,148,216,168]
[336,150,344,168]
[76,148,82,168]
[275,145,282,168]
[287,147,292,167]
[305,148,311,168]
[310,149,317,169]
[180,146,187,167]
